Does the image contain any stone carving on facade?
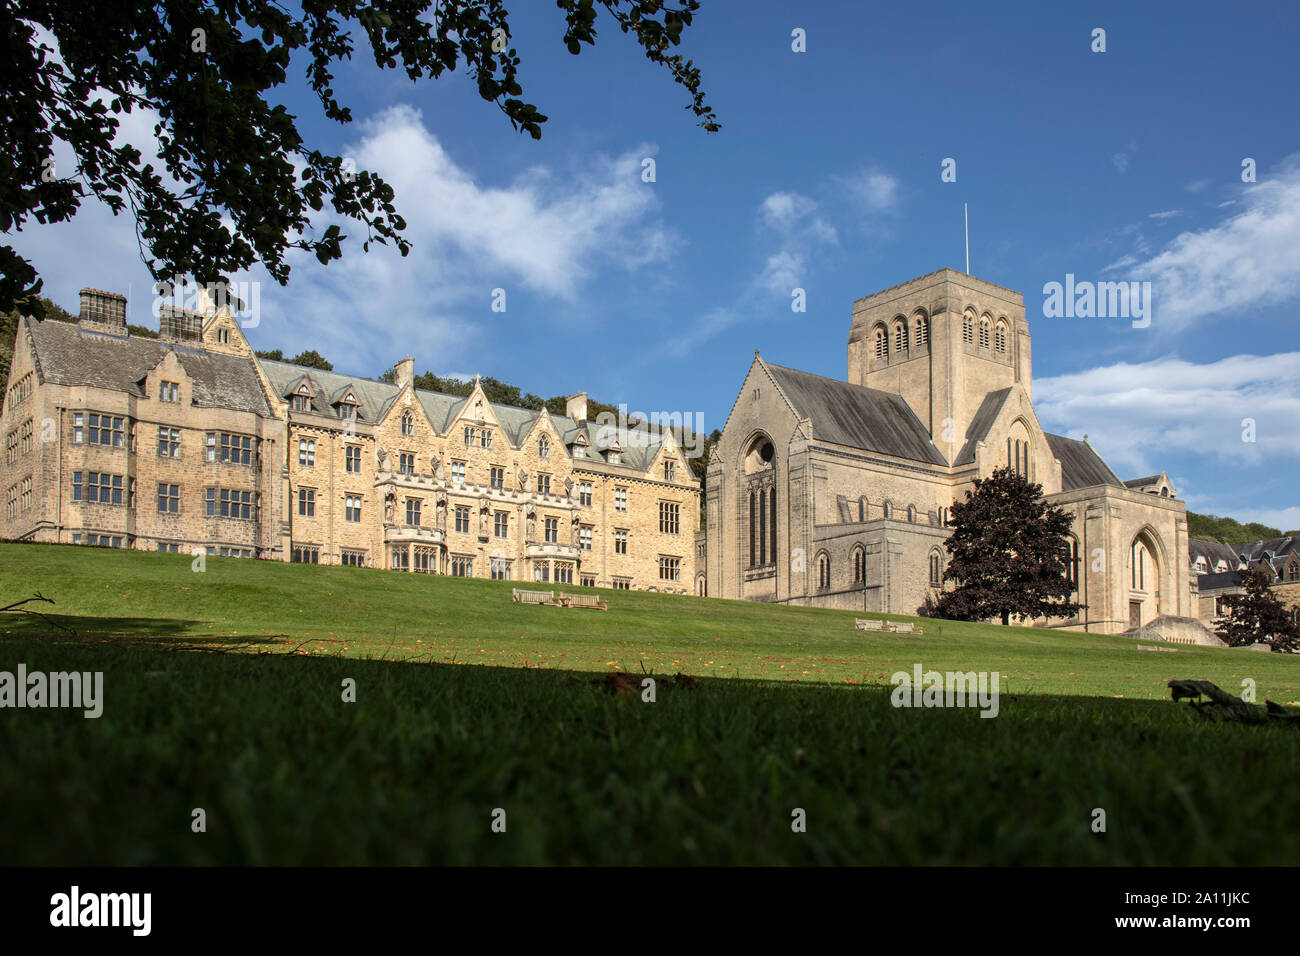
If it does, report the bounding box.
[518,470,530,491]
[377,446,390,472]
[383,490,396,523]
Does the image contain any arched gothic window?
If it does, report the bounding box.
[979,317,991,349]
[874,326,888,358]
[914,316,929,347]
[995,322,1007,353]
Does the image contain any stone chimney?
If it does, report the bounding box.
[394,356,415,389]
[78,288,127,331]
[565,391,588,421]
[158,305,204,343]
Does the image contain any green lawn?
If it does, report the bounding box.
[1,541,1297,865]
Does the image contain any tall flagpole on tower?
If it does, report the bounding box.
[964,203,970,275]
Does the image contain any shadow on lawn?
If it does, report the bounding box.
[0,613,293,653]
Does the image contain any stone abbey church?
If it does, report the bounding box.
[1,289,698,591]
[701,269,1192,634]
[2,269,1194,630]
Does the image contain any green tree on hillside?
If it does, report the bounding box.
[255,349,334,371]
[2,0,718,315]
[1186,512,1290,542]
[1216,564,1299,652]
[929,467,1082,626]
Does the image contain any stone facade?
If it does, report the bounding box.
[1,289,698,592]
[1188,536,1300,629]
[704,269,1193,634]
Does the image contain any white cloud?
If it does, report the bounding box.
[1034,352,1300,477]
[751,190,837,297]
[663,306,742,357]
[1126,157,1300,330]
[1231,507,1300,533]
[843,168,900,213]
[760,192,815,231]
[13,103,675,374]
[1111,153,1130,173]
[756,249,804,296]
[344,105,672,300]
[1147,210,1181,220]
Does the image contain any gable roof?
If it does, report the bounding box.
[1189,538,1241,569]
[955,387,1012,465]
[26,317,272,416]
[255,358,667,469]
[1044,433,1124,491]
[762,362,947,465]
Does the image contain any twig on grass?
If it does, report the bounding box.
[0,593,75,634]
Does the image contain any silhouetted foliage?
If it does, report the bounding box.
[931,466,1082,627]
[1,0,717,313]
[1216,563,1300,652]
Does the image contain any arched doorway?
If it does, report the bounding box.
[1128,528,1164,628]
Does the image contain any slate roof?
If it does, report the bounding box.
[1198,571,1243,591]
[1124,474,1162,488]
[256,359,667,469]
[763,362,947,465]
[1044,433,1124,492]
[26,317,272,416]
[1231,537,1296,563]
[1189,538,1241,571]
[954,387,1012,466]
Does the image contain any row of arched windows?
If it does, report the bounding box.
[816,546,946,591]
[853,495,949,526]
[874,315,930,359]
[961,309,1010,355]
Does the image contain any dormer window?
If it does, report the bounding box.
[608,450,621,465]
[664,461,676,482]
[340,401,357,422]
[292,394,309,412]
[572,445,586,459]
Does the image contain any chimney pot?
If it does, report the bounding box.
[565,391,588,421]
[394,357,415,388]
[78,287,128,330]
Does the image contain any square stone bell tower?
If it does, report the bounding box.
[846,268,1032,447]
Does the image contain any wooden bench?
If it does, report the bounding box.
[562,593,608,611]
[855,618,883,631]
[886,621,924,635]
[512,588,559,606]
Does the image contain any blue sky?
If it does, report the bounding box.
[15,0,1300,530]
